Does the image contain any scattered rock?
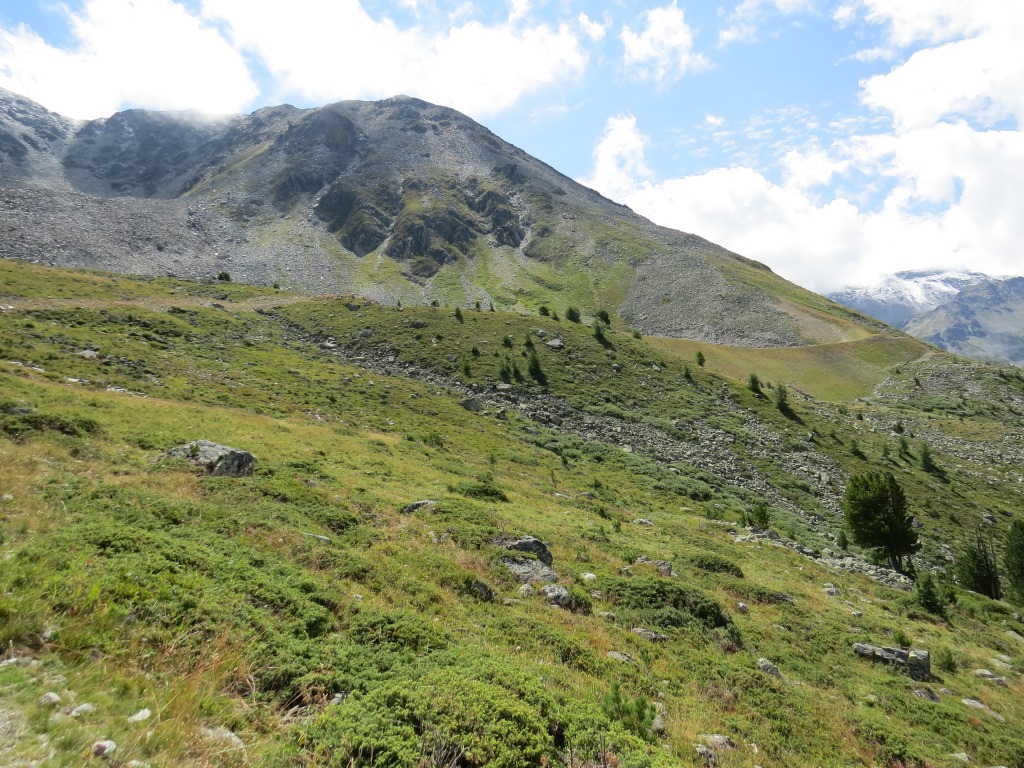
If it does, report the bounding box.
[495,535,553,565]
[302,532,331,544]
[91,740,117,758]
[76,349,98,359]
[634,555,673,576]
[737,602,749,614]
[401,499,437,514]
[632,627,669,642]
[545,338,564,349]
[851,610,863,618]
[518,583,536,598]
[70,703,96,718]
[38,691,62,708]
[949,753,970,764]
[632,518,654,527]
[694,743,718,766]
[540,584,571,608]
[461,397,484,412]
[974,669,996,679]
[913,688,941,702]
[580,572,597,583]
[757,658,781,677]
[500,557,557,584]
[823,583,841,596]
[607,651,635,663]
[650,714,666,734]
[597,611,616,621]
[698,734,737,751]
[128,708,152,722]
[166,440,256,476]
[201,726,245,749]
[962,698,1005,722]
[853,643,931,680]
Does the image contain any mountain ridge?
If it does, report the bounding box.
[0,87,883,348]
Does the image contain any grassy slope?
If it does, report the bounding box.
[1,262,1024,767]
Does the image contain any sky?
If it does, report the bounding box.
[1,0,1022,294]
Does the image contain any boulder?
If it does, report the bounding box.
[500,556,557,584]
[468,580,494,602]
[632,627,669,642]
[92,740,117,758]
[545,338,564,349]
[853,643,930,680]
[495,534,553,565]
[634,555,673,577]
[166,440,255,476]
[698,734,737,751]
[757,658,781,677]
[607,651,635,663]
[540,584,572,608]
[401,499,438,514]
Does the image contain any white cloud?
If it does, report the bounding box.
[578,12,607,42]
[620,2,708,85]
[201,0,589,117]
[719,0,814,47]
[579,109,1024,293]
[705,114,725,127]
[0,0,257,119]
[508,0,531,23]
[578,114,652,202]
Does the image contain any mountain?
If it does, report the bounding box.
[828,269,996,328]
[0,87,884,347]
[905,276,1024,366]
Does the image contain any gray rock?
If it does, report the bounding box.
[913,688,941,702]
[694,743,717,766]
[535,329,547,338]
[632,627,670,642]
[401,499,437,514]
[974,669,995,679]
[302,532,331,544]
[500,556,557,584]
[461,397,484,412]
[545,338,564,349]
[650,714,666,735]
[38,691,62,707]
[70,703,96,718]
[540,584,571,607]
[76,349,98,359]
[91,740,117,758]
[757,658,781,677]
[166,440,255,476]
[495,408,508,420]
[201,726,245,749]
[518,583,536,598]
[632,518,654,527]
[495,534,553,565]
[698,734,737,751]
[949,753,970,764]
[853,643,931,680]
[597,611,616,621]
[634,555,673,576]
[607,651,635,663]
[737,602,749,614]
[580,572,597,583]
[128,708,152,722]
[962,699,1005,722]
[468,580,494,602]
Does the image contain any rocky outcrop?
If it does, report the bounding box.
[853,643,930,680]
[166,440,256,476]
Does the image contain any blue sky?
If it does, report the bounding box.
[2,0,1022,293]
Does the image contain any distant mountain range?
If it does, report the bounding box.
[829,270,1024,366]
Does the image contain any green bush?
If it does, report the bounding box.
[216,271,231,281]
[602,577,730,630]
[690,553,743,579]
[565,306,581,323]
[601,682,655,740]
[914,571,943,614]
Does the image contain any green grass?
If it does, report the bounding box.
[2,261,1024,767]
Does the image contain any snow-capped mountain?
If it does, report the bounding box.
[828,270,998,328]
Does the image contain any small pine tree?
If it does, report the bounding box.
[565,306,581,323]
[915,571,944,614]
[842,471,919,572]
[836,528,849,551]
[898,435,910,456]
[488,301,495,312]
[683,364,693,382]
[774,384,791,414]
[695,350,705,367]
[1005,520,1024,604]
[956,535,1001,599]
[748,373,762,394]
[593,321,610,348]
[918,441,937,473]
[474,300,481,311]
[216,271,231,282]
[539,305,550,317]
[501,334,514,349]
[747,500,771,529]
[527,349,547,385]
[431,299,440,307]
[454,307,464,323]
[596,309,611,325]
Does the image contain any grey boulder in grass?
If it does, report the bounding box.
[167,440,256,476]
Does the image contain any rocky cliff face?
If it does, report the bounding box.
[0,88,876,347]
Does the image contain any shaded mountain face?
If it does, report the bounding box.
[828,270,994,329]
[0,88,881,347]
[905,277,1024,366]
